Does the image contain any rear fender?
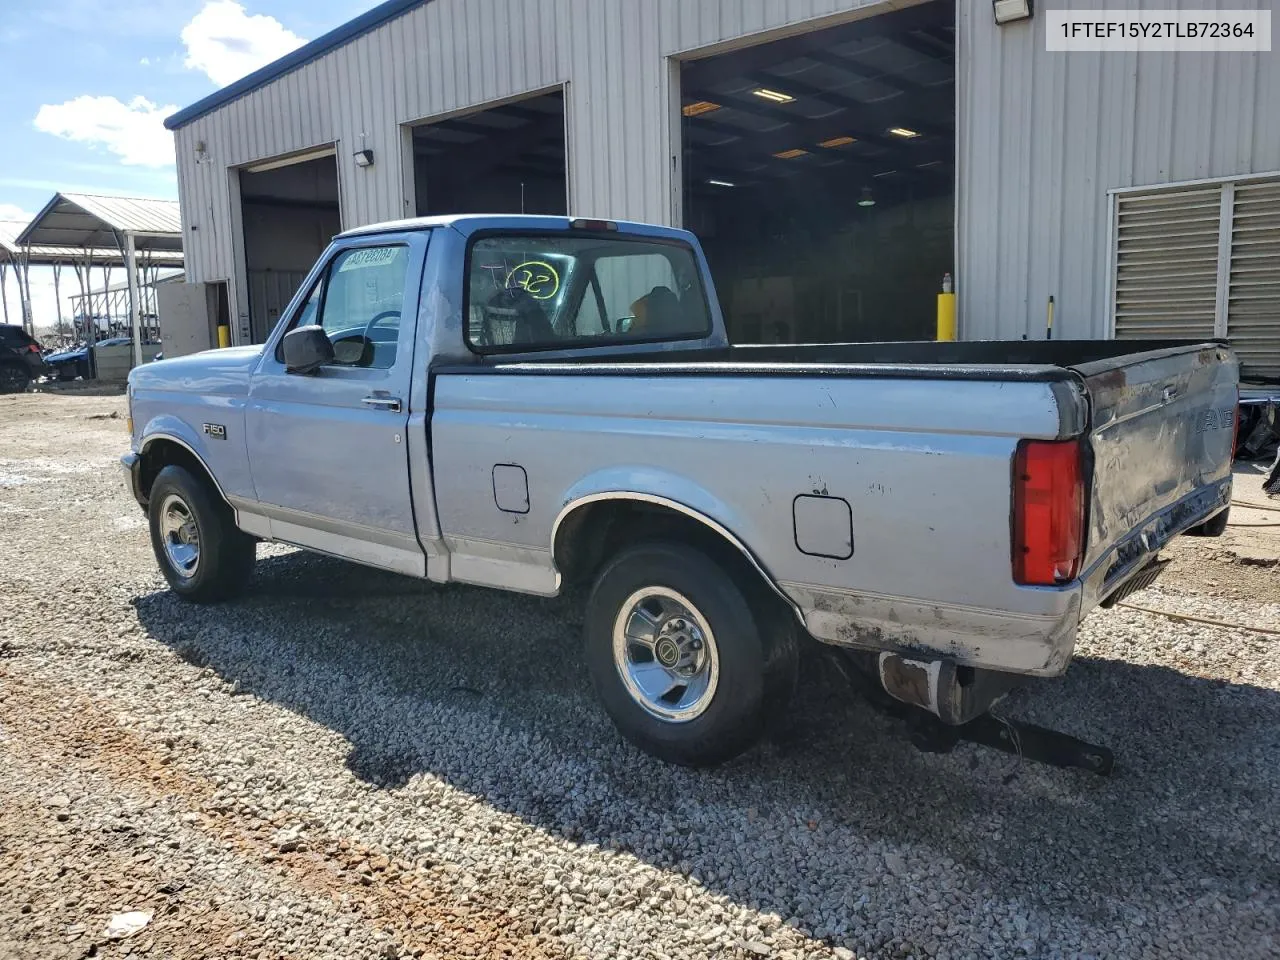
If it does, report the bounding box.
[551,466,801,620]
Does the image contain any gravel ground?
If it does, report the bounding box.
[1,391,1277,960]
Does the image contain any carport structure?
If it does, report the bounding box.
[16,194,183,367]
[69,269,185,341]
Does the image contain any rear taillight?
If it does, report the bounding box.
[1013,439,1085,586]
[26,343,41,353]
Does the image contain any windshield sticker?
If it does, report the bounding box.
[338,247,401,272]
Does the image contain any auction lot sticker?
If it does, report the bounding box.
[1046,10,1271,52]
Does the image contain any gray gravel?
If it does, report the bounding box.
[1,391,1277,960]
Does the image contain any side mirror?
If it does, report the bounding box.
[282,325,334,374]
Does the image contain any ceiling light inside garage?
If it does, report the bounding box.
[818,135,857,148]
[682,100,722,117]
[752,88,795,104]
[889,127,921,139]
[773,148,808,159]
[706,178,736,187]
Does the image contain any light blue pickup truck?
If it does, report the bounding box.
[123,214,1238,767]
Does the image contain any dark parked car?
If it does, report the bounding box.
[0,324,48,393]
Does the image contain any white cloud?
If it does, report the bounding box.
[0,203,34,222]
[181,1,306,88]
[139,57,151,66]
[34,96,178,168]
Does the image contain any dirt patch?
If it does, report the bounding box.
[0,671,561,960]
[1157,467,1280,603]
[1161,537,1280,603]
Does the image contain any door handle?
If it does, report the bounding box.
[361,394,402,412]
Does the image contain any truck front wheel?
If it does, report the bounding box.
[584,541,795,766]
[148,465,255,602]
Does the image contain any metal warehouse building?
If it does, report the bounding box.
[164,0,1280,383]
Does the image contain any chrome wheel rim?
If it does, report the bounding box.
[612,586,720,723]
[159,493,200,580]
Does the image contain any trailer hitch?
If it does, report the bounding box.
[833,651,1115,777]
[903,709,1115,777]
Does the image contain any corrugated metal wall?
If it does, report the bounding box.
[174,0,910,335]
[177,0,1280,345]
[956,0,1280,340]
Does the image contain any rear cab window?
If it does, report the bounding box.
[465,233,711,352]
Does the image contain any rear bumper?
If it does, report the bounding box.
[783,580,1082,678]
[1080,477,1231,612]
[120,452,147,510]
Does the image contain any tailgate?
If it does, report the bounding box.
[1075,343,1238,580]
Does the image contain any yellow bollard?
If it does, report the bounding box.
[936,272,956,342]
[217,324,231,348]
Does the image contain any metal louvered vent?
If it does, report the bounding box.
[1113,187,1222,341]
[1228,179,1280,380]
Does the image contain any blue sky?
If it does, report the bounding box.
[1,0,383,327]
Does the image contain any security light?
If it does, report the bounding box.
[752,88,795,104]
[354,149,374,167]
[993,0,1032,24]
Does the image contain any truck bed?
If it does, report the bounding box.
[453,339,1226,383]
[432,335,1237,674]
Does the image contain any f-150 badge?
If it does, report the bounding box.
[203,423,227,440]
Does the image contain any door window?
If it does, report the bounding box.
[284,244,409,369]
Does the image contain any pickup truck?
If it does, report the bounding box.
[123,214,1239,767]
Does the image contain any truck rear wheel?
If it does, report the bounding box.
[584,541,796,766]
[1186,507,1230,537]
[148,465,255,602]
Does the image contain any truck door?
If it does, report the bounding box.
[244,232,429,576]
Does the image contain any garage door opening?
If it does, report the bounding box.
[411,90,566,217]
[680,1,955,343]
[239,149,341,343]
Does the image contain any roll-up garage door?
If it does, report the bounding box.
[1111,174,1280,382]
[1113,187,1222,341]
[1228,180,1280,380]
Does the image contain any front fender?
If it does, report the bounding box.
[137,415,232,502]
[139,414,210,463]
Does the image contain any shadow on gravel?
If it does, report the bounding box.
[134,550,1280,926]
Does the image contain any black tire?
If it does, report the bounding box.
[148,465,255,602]
[584,541,797,767]
[0,363,30,394]
[1186,507,1229,537]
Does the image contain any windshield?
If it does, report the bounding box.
[466,234,711,351]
